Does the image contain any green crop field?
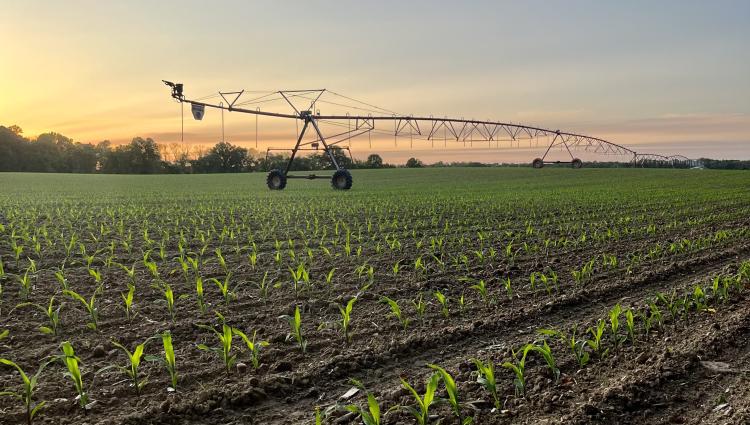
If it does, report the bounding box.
[1,168,749,424]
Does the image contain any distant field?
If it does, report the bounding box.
[1,168,749,424]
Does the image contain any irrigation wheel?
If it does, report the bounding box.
[331,169,353,190]
[266,169,287,190]
[532,158,544,169]
[572,158,583,169]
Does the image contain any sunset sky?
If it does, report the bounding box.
[1,1,748,162]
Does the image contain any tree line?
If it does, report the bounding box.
[0,125,396,174]
[2,124,748,173]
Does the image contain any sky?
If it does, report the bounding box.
[1,0,748,163]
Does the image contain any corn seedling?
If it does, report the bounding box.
[0,358,53,425]
[195,276,206,313]
[648,300,664,330]
[530,341,560,383]
[392,260,401,276]
[502,344,533,397]
[197,321,237,375]
[434,290,449,318]
[233,328,269,369]
[59,341,89,410]
[17,269,33,300]
[288,264,309,298]
[586,319,609,358]
[338,297,357,344]
[711,276,730,303]
[210,273,235,306]
[88,268,102,286]
[254,271,271,299]
[413,293,426,324]
[472,358,500,410]
[400,373,440,425]
[146,331,178,389]
[608,304,623,347]
[215,248,229,275]
[116,262,137,286]
[428,364,472,424]
[470,279,490,306]
[625,309,636,344]
[107,339,150,395]
[346,379,381,425]
[692,286,708,312]
[281,305,307,353]
[16,296,63,336]
[159,283,175,321]
[63,287,101,331]
[381,296,409,330]
[121,283,135,321]
[503,276,513,299]
[53,267,69,291]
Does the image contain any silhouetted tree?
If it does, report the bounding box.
[366,153,383,168]
[405,157,423,168]
[192,141,249,173]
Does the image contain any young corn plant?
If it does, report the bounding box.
[643,299,664,334]
[502,344,533,397]
[288,264,309,299]
[428,364,473,424]
[656,290,680,321]
[195,276,206,313]
[470,279,490,306]
[692,286,708,312]
[53,267,69,291]
[413,293,426,325]
[345,379,381,425]
[381,296,409,330]
[624,309,636,344]
[281,306,307,353]
[253,271,271,300]
[233,329,269,369]
[530,341,560,383]
[197,321,237,375]
[711,276,730,303]
[586,319,609,358]
[17,269,33,301]
[503,277,513,299]
[158,331,178,389]
[15,296,63,336]
[59,341,89,410]
[162,283,176,321]
[608,304,624,348]
[472,358,500,410]
[116,262,137,286]
[434,290,449,318]
[63,286,101,331]
[0,358,52,425]
[400,373,440,425]
[121,283,136,321]
[210,273,235,306]
[107,340,150,395]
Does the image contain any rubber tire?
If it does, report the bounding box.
[571,158,583,169]
[532,158,544,169]
[266,169,287,190]
[331,169,353,190]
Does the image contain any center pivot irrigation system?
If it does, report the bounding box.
[163,81,698,190]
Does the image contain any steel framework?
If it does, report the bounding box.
[163,81,697,189]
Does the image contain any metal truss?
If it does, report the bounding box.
[163,82,697,188]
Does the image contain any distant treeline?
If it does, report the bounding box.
[0,125,395,173]
[1,125,748,173]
